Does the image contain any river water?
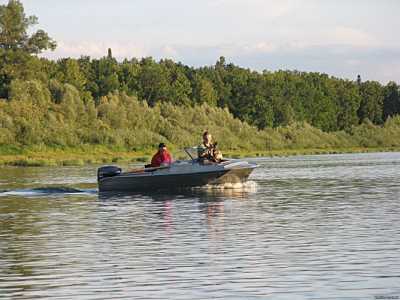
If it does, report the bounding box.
[0,152,399,300]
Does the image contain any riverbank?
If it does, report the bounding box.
[1,145,399,167]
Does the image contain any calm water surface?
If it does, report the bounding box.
[0,152,399,299]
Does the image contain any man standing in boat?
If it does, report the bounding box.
[198,131,223,163]
[149,143,172,167]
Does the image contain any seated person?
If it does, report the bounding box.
[198,131,223,163]
[147,143,172,168]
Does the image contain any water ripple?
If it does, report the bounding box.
[0,153,400,299]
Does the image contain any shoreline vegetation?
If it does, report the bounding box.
[2,102,400,167]
[1,1,400,167]
[1,145,400,167]
[1,91,400,167]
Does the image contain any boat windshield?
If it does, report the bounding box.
[184,147,199,161]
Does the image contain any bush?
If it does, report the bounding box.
[1,85,400,153]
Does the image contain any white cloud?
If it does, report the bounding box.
[330,26,379,47]
[209,0,297,18]
[245,42,278,53]
[42,40,148,60]
[345,59,362,66]
[377,61,400,83]
[161,45,179,59]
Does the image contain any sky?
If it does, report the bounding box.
[13,0,400,83]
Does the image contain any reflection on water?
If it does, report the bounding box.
[1,152,400,299]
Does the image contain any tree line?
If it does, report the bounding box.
[1,0,400,152]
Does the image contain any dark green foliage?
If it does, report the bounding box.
[191,74,218,106]
[358,81,384,124]
[383,82,400,120]
[334,80,361,131]
[55,58,87,91]
[137,57,169,105]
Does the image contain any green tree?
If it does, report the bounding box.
[167,69,192,106]
[357,81,384,124]
[212,57,232,107]
[192,74,218,106]
[250,95,274,128]
[0,0,56,53]
[118,58,140,96]
[138,57,169,105]
[91,55,120,99]
[383,82,400,120]
[335,81,361,131]
[56,58,86,91]
[0,0,56,98]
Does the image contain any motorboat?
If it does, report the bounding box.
[97,148,257,192]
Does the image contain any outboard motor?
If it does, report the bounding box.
[97,165,122,181]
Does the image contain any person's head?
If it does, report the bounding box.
[158,143,167,152]
[203,131,212,144]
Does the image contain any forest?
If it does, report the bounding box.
[1,0,400,165]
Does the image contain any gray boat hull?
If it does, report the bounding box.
[98,166,255,192]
